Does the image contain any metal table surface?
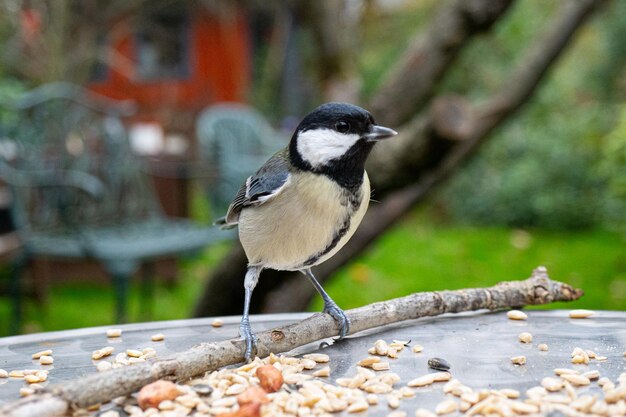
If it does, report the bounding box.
[0,310,625,413]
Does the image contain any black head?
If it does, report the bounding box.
[289,102,396,190]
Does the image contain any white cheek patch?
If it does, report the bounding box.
[296,128,361,167]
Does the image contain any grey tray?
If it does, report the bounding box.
[0,310,625,413]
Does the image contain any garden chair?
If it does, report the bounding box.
[196,103,287,218]
[0,82,224,327]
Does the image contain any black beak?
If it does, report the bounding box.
[364,124,398,142]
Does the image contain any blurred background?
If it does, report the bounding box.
[0,0,624,336]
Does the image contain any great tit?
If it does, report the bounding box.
[217,102,397,361]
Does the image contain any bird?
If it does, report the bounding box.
[216,102,397,361]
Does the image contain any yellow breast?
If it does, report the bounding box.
[238,171,370,271]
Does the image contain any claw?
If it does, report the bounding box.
[239,320,258,362]
[323,301,351,340]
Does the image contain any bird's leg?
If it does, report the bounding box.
[240,265,261,362]
[301,268,350,339]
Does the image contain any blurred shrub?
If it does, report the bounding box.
[439,100,609,229]
[435,1,625,230]
[599,105,626,231]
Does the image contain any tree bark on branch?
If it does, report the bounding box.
[369,0,514,127]
[192,0,603,318]
[2,268,582,417]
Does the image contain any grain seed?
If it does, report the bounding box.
[538,343,549,351]
[570,395,596,412]
[499,388,520,399]
[211,319,224,327]
[408,374,436,387]
[19,387,34,397]
[366,394,378,405]
[507,310,528,320]
[24,374,40,384]
[302,353,329,363]
[9,370,24,378]
[151,333,165,342]
[92,347,114,360]
[415,408,437,417]
[541,377,564,392]
[560,373,591,386]
[225,383,246,395]
[399,387,415,398]
[301,358,317,370]
[412,344,424,353]
[583,370,600,380]
[96,361,112,372]
[39,355,54,365]
[569,309,594,318]
[571,354,588,365]
[510,401,539,414]
[511,356,526,365]
[435,399,458,415]
[346,401,369,413]
[126,349,143,358]
[386,394,400,409]
[0,369,7,378]
[357,357,381,367]
[387,347,399,359]
[374,339,389,356]
[554,368,579,376]
[518,332,533,343]
[106,328,122,338]
[157,400,175,411]
[31,350,52,359]
[313,366,330,377]
[388,411,407,417]
[371,362,390,371]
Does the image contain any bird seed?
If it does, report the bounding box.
[506,310,528,320]
[39,355,54,365]
[106,329,122,338]
[31,349,53,359]
[510,355,526,365]
[150,333,165,342]
[427,357,451,371]
[569,309,594,318]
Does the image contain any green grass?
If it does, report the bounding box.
[310,211,626,312]
[0,212,624,337]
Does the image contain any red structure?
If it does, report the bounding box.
[88,4,250,129]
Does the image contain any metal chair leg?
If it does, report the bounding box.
[8,252,27,335]
[139,262,155,320]
[105,260,137,324]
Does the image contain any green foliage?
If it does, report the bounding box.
[433,0,625,230]
[598,105,626,230]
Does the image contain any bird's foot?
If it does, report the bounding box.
[239,320,258,363]
[323,301,350,340]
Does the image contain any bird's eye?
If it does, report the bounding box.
[335,121,350,133]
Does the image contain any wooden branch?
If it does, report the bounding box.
[2,268,582,417]
[369,0,514,127]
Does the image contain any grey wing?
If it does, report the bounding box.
[219,153,291,227]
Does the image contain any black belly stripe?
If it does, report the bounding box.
[300,188,363,268]
[301,215,351,268]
